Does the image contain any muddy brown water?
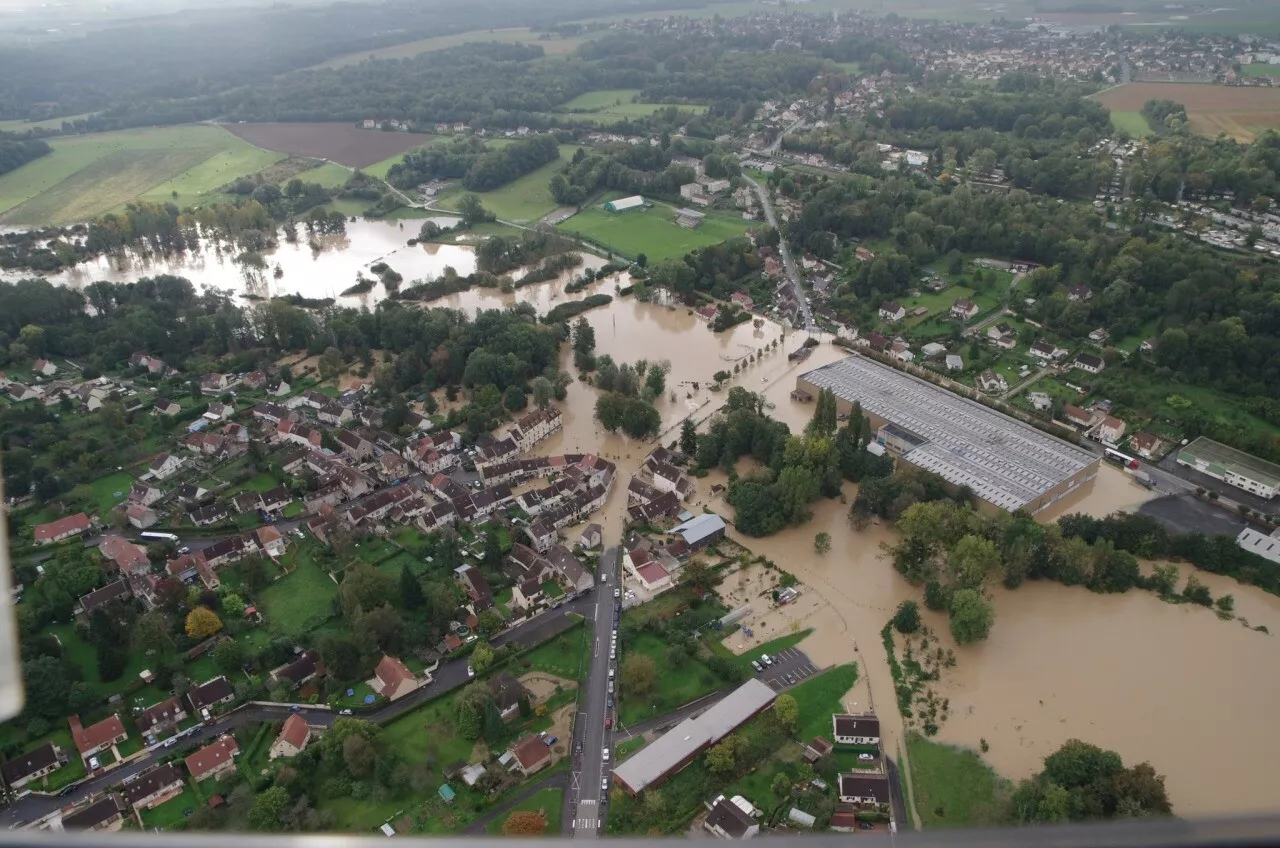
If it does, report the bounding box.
[29,226,1280,818]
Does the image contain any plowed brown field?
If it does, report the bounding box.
[219,122,427,168]
[1092,83,1280,142]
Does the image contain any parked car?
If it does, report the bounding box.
[289,705,302,712]
[88,756,101,771]
[613,588,620,598]
[859,822,875,830]
[604,717,613,729]
[858,753,875,762]
[602,747,610,762]
[751,660,763,673]
[760,654,772,666]
[466,665,475,678]
[339,709,353,716]
[544,736,558,746]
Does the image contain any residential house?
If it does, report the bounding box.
[379,452,409,481]
[200,373,235,393]
[488,673,533,720]
[186,677,236,715]
[259,486,292,514]
[1140,338,1157,353]
[98,535,149,574]
[34,512,91,545]
[528,519,556,553]
[369,655,420,701]
[185,737,240,782]
[271,650,323,689]
[77,580,132,616]
[1,743,68,790]
[838,773,890,806]
[121,763,185,810]
[277,419,322,448]
[634,559,672,592]
[1029,340,1067,361]
[69,715,128,761]
[579,524,603,549]
[510,407,563,451]
[862,332,891,353]
[1063,405,1095,428]
[318,403,353,427]
[252,403,290,425]
[949,299,979,321]
[890,341,914,363]
[1097,416,1126,444]
[148,453,184,480]
[152,398,182,417]
[269,714,312,760]
[136,697,187,737]
[509,735,552,776]
[129,483,164,507]
[547,544,594,594]
[1073,353,1105,374]
[1027,391,1052,411]
[976,370,1007,394]
[455,566,494,610]
[32,358,58,377]
[704,796,760,839]
[190,503,228,527]
[333,429,373,461]
[204,402,234,422]
[945,354,964,371]
[878,301,905,323]
[986,323,1015,349]
[243,371,268,389]
[61,794,128,832]
[730,291,754,310]
[126,503,159,530]
[254,525,288,558]
[1130,432,1164,459]
[832,713,880,746]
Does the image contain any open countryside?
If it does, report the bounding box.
[0,125,283,225]
[558,200,753,261]
[1092,82,1280,142]
[218,123,429,169]
[314,27,591,69]
[555,89,709,124]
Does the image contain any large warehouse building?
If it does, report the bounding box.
[1177,437,1280,500]
[612,678,776,795]
[797,355,1099,514]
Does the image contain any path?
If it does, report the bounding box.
[1001,365,1050,400]
[461,770,570,834]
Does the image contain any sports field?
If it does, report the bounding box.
[0,124,282,226]
[315,27,591,69]
[556,89,707,124]
[1093,82,1280,142]
[557,200,753,262]
[437,144,580,224]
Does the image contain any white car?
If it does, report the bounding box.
[466,665,475,678]
[858,753,875,762]
[613,588,621,599]
[602,747,610,762]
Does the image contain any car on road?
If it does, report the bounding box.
[466,665,475,678]
[58,785,77,797]
[601,778,608,792]
[858,753,875,761]
[613,588,620,598]
[289,705,302,712]
[575,741,583,754]
[606,696,613,708]
[339,709,353,716]
[602,747,610,762]
[164,737,178,748]
[178,546,191,554]
[604,717,612,729]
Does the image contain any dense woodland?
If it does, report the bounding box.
[0,135,50,175]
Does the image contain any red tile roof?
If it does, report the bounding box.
[34,513,90,543]
[512,735,550,770]
[275,714,310,753]
[70,714,126,755]
[374,655,415,692]
[185,737,239,778]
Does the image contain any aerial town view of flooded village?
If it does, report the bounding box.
[1,0,1280,839]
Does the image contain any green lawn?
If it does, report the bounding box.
[905,732,1009,828]
[258,547,338,635]
[558,201,753,262]
[47,622,157,698]
[437,144,581,224]
[0,124,282,225]
[1242,64,1280,77]
[85,471,134,515]
[486,788,565,834]
[363,154,405,181]
[522,621,587,679]
[618,633,724,725]
[556,89,707,123]
[379,691,478,772]
[289,161,353,188]
[0,112,96,132]
[140,783,203,830]
[243,473,279,493]
[1110,110,1153,137]
[790,664,858,741]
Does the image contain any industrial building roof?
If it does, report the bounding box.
[613,678,775,794]
[1179,436,1280,489]
[800,355,1096,512]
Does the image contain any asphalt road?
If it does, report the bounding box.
[743,175,814,331]
[571,546,620,839]
[5,603,589,827]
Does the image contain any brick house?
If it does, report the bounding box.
[185,737,239,782]
[70,715,128,762]
[269,714,312,760]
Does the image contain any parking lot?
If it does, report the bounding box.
[751,646,820,691]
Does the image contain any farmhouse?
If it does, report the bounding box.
[798,355,1099,514]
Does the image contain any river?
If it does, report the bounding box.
[21,219,1278,819]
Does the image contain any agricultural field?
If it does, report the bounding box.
[281,161,353,189]
[219,123,429,169]
[437,144,580,224]
[555,89,708,124]
[1109,110,1153,137]
[0,112,96,132]
[0,125,282,226]
[557,201,753,261]
[315,27,591,69]
[1092,83,1280,142]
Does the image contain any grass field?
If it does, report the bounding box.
[486,788,565,835]
[523,621,587,679]
[1242,64,1280,77]
[437,144,580,224]
[258,547,338,635]
[0,125,282,226]
[0,112,95,132]
[1109,110,1154,137]
[316,27,591,69]
[558,201,753,261]
[905,733,1009,828]
[555,89,708,124]
[291,161,354,188]
[618,632,724,725]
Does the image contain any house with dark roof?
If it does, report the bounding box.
[62,794,127,831]
[186,677,235,714]
[136,697,188,737]
[260,486,292,514]
[454,565,494,610]
[1,743,68,790]
[76,579,132,616]
[488,673,533,719]
[704,796,760,839]
[838,773,890,806]
[271,650,322,689]
[1073,353,1105,374]
[186,737,239,782]
[832,713,880,746]
[878,302,905,323]
[121,763,184,810]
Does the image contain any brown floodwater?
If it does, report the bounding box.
[26,225,1278,818]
